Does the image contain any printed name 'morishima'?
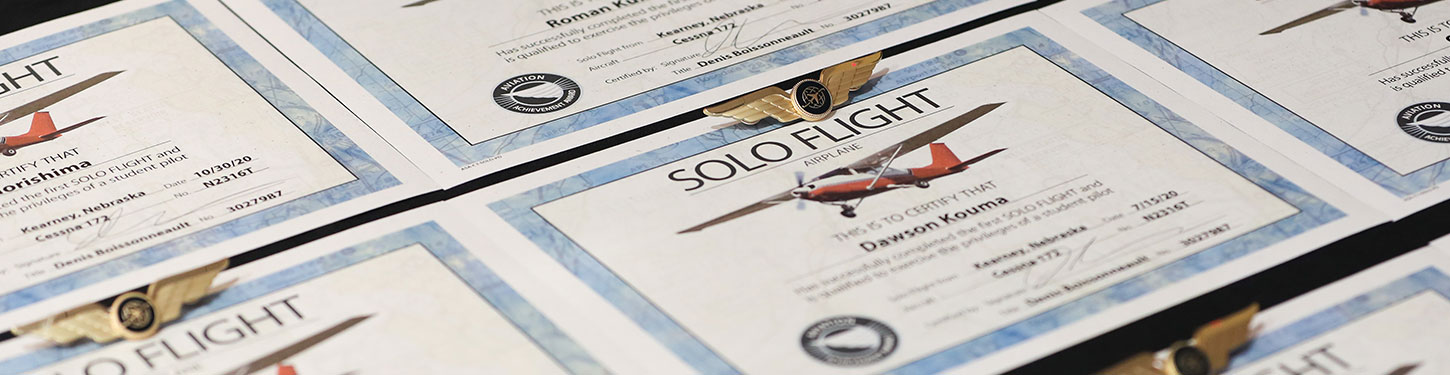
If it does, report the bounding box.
[0,160,91,196]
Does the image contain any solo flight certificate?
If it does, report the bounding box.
[0,206,656,375]
[1049,0,1450,216]
[0,0,429,329]
[218,0,1029,184]
[1215,246,1450,375]
[453,14,1380,375]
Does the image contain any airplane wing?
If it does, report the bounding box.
[678,191,796,234]
[1260,1,1356,35]
[1094,352,1162,375]
[147,259,228,324]
[0,71,122,128]
[820,52,882,106]
[703,86,801,125]
[842,102,1004,171]
[10,302,119,344]
[1191,304,1258,371]
[1388,363,1421,375]
[220,315,370,375]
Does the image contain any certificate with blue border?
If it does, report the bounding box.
[1226,258,1450,374]
[1075,0,1450,205]
[0,0,410,322]
[469,16,1362,375]
[229,0,1027,180]
[0,221,607,374]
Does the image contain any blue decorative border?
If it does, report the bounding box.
[1083,0,1450,197]
[1227,267,1450,369]
[0,222,607,375]
[257,0,997,168]
[0,1,400,314]
[483,28,1346,374]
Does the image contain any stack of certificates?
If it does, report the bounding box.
[0,0,1446,373]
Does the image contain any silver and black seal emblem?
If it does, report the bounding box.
[1397,102,1450,143]
[493,73,580,114]
[801,316,898,366]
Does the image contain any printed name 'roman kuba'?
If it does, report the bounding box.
[543,0,645,28]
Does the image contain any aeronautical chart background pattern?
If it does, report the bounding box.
[0,0,401,316]
[0,222,606,375]
[258,0,996,167]
[1085,0,1450,198]
[486,27,1346,375]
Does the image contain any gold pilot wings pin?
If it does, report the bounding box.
[12,260,231,343]
[1099,304,1259,375]
[704,52,883,124]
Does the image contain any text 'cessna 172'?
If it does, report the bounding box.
[0,71,121,156]
[679,103,1005,233]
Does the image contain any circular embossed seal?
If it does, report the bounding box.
[1167,345,1212,375]
[493,73,581,114]
[1396,101,1450,143]
[791,79,835,121]
[109,291,159,340]
[800,316,898,366]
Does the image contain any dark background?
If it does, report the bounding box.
[0,1,1443,373]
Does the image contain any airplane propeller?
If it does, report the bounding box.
[795,171,808,210]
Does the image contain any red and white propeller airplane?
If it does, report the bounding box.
[1262,0,1444,35]
[679,103,1005,233]
[0,71,121,157]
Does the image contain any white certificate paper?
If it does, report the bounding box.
[1047,0,1450,216]
[1219,246,1450,375]
[0,0,430,330]
[451,14,1381,375]
[0,206,679,375]
[219,0,1030,184]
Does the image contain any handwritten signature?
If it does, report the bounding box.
[65,180,289,251]
[1022,227,1187,289]
[699,16,811,55]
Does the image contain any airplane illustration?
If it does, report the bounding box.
[1262,0,1443,35]
[809,325,884,354]
[679,103,1005,233]
[501,82,568,103]
[222,315,370,375]
[1408,109,1450,133]
[0,71,122,156]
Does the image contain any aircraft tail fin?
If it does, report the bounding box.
[24,112,58,137]
[924,143,962,170]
